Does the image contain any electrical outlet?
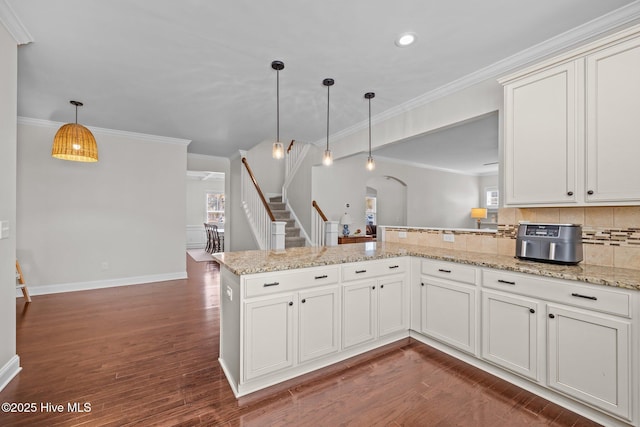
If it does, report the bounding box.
[226,285,233,301]
[0,220,9,239]
[443,234,455,243]
[101,261,109,271]
[398,231,407,238]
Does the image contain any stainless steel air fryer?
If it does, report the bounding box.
[515,223,583,265]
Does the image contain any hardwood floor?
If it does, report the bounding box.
[1,255,602,426]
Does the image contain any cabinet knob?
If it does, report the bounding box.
[288,301,293,306]
[529,308,535,314]
[380,285,384,289]
[567,191,573,196]
[421,282,424,287]
[372,286,376,290]
[301,299,306,303]
[548,313,555,319]
[587,190,594,195]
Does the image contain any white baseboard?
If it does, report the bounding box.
[0,355,21,392]
[16,271,188,297]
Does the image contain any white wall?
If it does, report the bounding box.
[0,23,18,391]
[246,140,286,196]
[313,155,481,233]
[331,79,502,161]
[16,120,189,292]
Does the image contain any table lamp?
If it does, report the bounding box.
[471,208,488,229]
[340,213,353,236]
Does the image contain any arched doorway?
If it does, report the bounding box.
[365,175,407,229]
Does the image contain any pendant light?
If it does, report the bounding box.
[322,78,334,166]
[365,92,375,171]
[271,60,285,159]
[51,100,98,162]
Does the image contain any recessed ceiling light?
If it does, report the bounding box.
[395,32,417,47]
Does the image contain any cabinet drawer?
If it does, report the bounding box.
[244,266,339,298]
[483,269,630,317]
[421,259,478,285]
[341,258,407,282]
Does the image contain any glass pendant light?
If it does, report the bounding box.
[51,100,98,162]
[365,92,375,171]
[322,78,334,166]
[271,60,285,159]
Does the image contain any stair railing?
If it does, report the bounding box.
[312,200,338,247]
[241,157,285,250]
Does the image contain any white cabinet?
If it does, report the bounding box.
[481,290,540,381]
[342,280,377,348]
[417,260,479,355]
[244,294,295,381]
[420,278,477,355]
[501,27,640,206]
[585,37,640,202]
[482,268,634,422]
[341,258,409,350]
[244,283,340,381]
[547,303,631,420]
[504,61,579,205]
[298,285,340,363]
[378,276,408,338]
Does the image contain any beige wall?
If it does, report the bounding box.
[0,23,18,390]
[16,121,188,291]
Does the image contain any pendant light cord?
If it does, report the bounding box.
[75,104,78,124]
[276,68,280,142]
[368,97,371,156]
[326,84,330,151]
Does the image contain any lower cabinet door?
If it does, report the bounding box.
[342,280,376,349]
[298,286,340,363]
[378,276,407,338]
[481,290,539,381]
[547,304,631,420]
[421,277,476,354]
[244,294,295,381]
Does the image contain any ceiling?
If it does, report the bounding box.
[6,0,639,160]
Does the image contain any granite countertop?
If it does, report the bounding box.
[213,242,640,291]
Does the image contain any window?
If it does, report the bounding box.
[485,188,499,209]
[206,192,225,225]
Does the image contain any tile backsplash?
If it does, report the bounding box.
[383,206,640,270]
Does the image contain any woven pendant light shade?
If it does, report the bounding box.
[52,123,98,162]
[52,100,98,162]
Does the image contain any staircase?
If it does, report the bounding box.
[269,196,306,248]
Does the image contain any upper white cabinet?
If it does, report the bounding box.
[585,37,640,202]
[501,26,640,206]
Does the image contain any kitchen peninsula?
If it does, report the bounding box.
[214,242,640,427]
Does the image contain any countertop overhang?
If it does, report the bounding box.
[213,242,640,291]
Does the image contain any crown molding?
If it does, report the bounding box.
[0,0,33,45]
[316,2,640,146]
[17,117,191,146]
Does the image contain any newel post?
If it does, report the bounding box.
[324,221,339,246]
[271,221,286,250]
